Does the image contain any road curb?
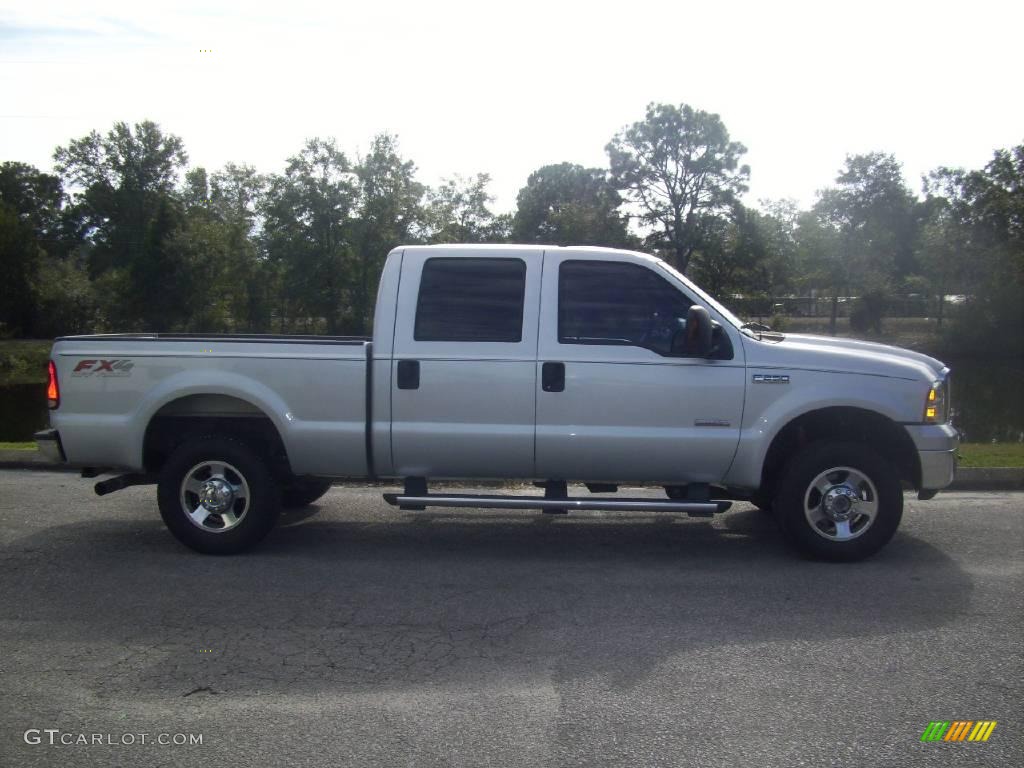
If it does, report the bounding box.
[1,450,1022,489]
[949,467,1024,491]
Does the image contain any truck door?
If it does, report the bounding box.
[390,249,541,478]
[534,252,745,484]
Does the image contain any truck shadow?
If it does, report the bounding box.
[3,503,972,699]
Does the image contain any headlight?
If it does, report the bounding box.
[924,379,950,424]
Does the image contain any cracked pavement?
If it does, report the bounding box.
[0,471,1021,767]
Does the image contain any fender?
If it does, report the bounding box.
[723,369,924,489]
[130,370,294,470]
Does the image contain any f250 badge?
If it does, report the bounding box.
[71,359,135,377]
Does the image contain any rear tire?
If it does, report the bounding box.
[774,441,902,562]
[281,477,333,508]
[157,436,280,554]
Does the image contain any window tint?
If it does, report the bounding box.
[558,260,693,354]
[415,258,526,342]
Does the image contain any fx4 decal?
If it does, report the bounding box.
[71,359,135,377]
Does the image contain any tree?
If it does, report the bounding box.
[0,162,91,336]
[800,153,919,334]
[820,152,919,277]
[210,164,272,332]
[53,121,190,330]
[349,134,425,333]
[512,162,634,247]
[925,145,1024,354]
[0,162,61,334]
[261,138,358,333]
[915,196,962,328]
[688,202,796,302]
[794,207,845,333]
[607,102,749,272]
[0,202,43,335]
[424,173,504,244]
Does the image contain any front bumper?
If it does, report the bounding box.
[34,429,66,464]
[904,423,958,493]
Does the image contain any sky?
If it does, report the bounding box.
[2,0,1022,213]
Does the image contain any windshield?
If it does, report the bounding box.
[654,260,746,330]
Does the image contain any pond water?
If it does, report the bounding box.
[0,358,1021,444]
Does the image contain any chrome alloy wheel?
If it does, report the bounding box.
[179,460,251,533]
[803,466,879,542]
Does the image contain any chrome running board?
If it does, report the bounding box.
[382,493,730,516]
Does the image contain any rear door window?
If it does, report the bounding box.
[414,258,527,342]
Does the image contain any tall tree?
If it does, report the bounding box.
[53,120,189,330]
[350,134,425,333]
[689,202,796,301]
[0,162,91,336]
[925,144,1024,354]
[800,153,919,334]
[512,162,633,247]
[425,173,504,244]
[261,137,357,333]
[607,103,749,272]
[211,163,272,331]
[0,163,62,334]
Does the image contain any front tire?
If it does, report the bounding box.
[157,436,281,554]
[774,441,903,562]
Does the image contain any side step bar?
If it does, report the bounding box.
[383,493,730,516]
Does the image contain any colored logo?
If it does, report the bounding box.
[920,721,997,742]
[71,359,134,377]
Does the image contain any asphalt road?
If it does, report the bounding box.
[1,471,1021,768]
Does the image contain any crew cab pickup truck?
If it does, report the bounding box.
[36,245,958,560]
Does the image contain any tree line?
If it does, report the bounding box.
[1,104,1021,354]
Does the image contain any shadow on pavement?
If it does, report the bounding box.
[2,504,972,698]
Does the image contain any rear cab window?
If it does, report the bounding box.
[415,258,527,342]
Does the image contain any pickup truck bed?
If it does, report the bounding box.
[47,333,374,478]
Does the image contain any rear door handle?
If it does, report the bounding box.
[542,362,565,392]
[396,359,420,390]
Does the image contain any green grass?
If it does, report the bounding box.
[958,442,1024,468]
[0,339,52,385]
[0,441,37,451]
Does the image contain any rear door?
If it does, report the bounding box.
[390,249,541,478]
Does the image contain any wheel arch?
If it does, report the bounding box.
[758,406,921,501]
[142,393,291,477]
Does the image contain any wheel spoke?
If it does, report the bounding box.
[806,504,828,526]
[855,498,877,520]
[833,519,853,540]
[220,510,238,528]
[190,504,211,526]
[207,462,226,480]
[183,476,204,496]
[229,483,248,501]
[813,475,833,495]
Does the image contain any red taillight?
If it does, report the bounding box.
[47,360,59,409]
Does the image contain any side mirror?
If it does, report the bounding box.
[672,305,713,357]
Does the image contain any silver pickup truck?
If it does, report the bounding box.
[36,244,958,560]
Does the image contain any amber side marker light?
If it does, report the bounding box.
[47,360,60,409]
[924,380,947,423]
